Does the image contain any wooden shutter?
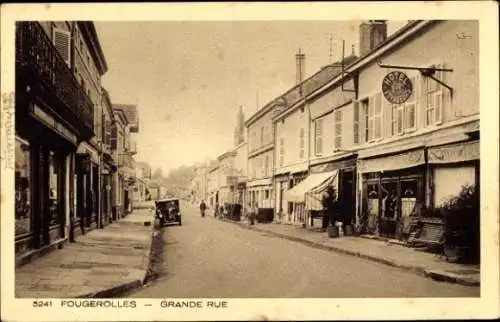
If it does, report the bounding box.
[353,101,360,145]
[368,96,375,141]
[315,119,323,155]
[105,120,111,146]
[53,28,71,66]
[374,93,382,139]
[334,110,342,149]
[110,123,117,150]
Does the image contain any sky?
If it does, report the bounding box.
[95,20,407,174]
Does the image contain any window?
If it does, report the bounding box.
[391,76,418,135]
[315,118,323,155]
[334,110,343,149]
[279,137,285,167]
[299,128,305,159]
[353,102,360,144]
[52,27,71,66]
[361,99,369,142]
[15,137,32,236]
[363,94,382,142]
[425,64,444,126]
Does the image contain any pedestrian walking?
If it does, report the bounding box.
[199,200,207,217]
[214,201,219,218]
[249,202,258,225]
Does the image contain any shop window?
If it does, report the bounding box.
[401,180,418,218]
[48,151,61,227]
[366,183,379,232]
[15,137,32,236]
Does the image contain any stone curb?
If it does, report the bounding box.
[74,217,157,298]
[216,217,480,287]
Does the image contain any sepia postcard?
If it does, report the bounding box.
[1,2,499,321]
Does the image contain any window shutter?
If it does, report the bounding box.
[434,92,443,124]
[334,110,342,149]
[353,101,360,144]
[374,93,382,139]
[53,28,71,66]
[368,96,375,141]
[105,120,111,146]
[397,106,404,135]
[110,123,117,150]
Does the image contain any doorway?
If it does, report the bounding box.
[340,169,355,225]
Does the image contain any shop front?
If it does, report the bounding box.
[358,148,426,239]
[309,155,357,228]
[15,101,80,266]
[286,170,338,227]
[101,153,116,226]
[428,139,480,207]
[247,178,274,222]
[75,143,100,234]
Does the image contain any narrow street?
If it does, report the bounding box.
[129,202,478,298]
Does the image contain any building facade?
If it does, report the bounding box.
[246,100,283,210]
[100,87,116,226]
[352,20,479,239]
[207,165,220,208]
[276,20,479,241]
[14,21,107,265]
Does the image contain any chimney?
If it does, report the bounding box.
[295,48,305,84]
[359,20,387,57]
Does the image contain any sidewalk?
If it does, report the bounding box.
[16,209,156,298]
[219,217,480,287]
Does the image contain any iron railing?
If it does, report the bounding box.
[16,22,94,134]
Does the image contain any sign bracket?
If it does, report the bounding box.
[377,60,454,95]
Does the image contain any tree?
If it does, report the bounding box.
[152,167,163,180]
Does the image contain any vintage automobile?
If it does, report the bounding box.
[155,198,182,226]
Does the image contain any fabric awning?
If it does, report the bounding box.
[286,170,338,203]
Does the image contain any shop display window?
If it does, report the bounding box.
[48,151,61,227]
[15,137,32,236]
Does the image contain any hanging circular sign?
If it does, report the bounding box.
[382,71,413,104]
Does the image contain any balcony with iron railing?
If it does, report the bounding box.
[15,22,94,138]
